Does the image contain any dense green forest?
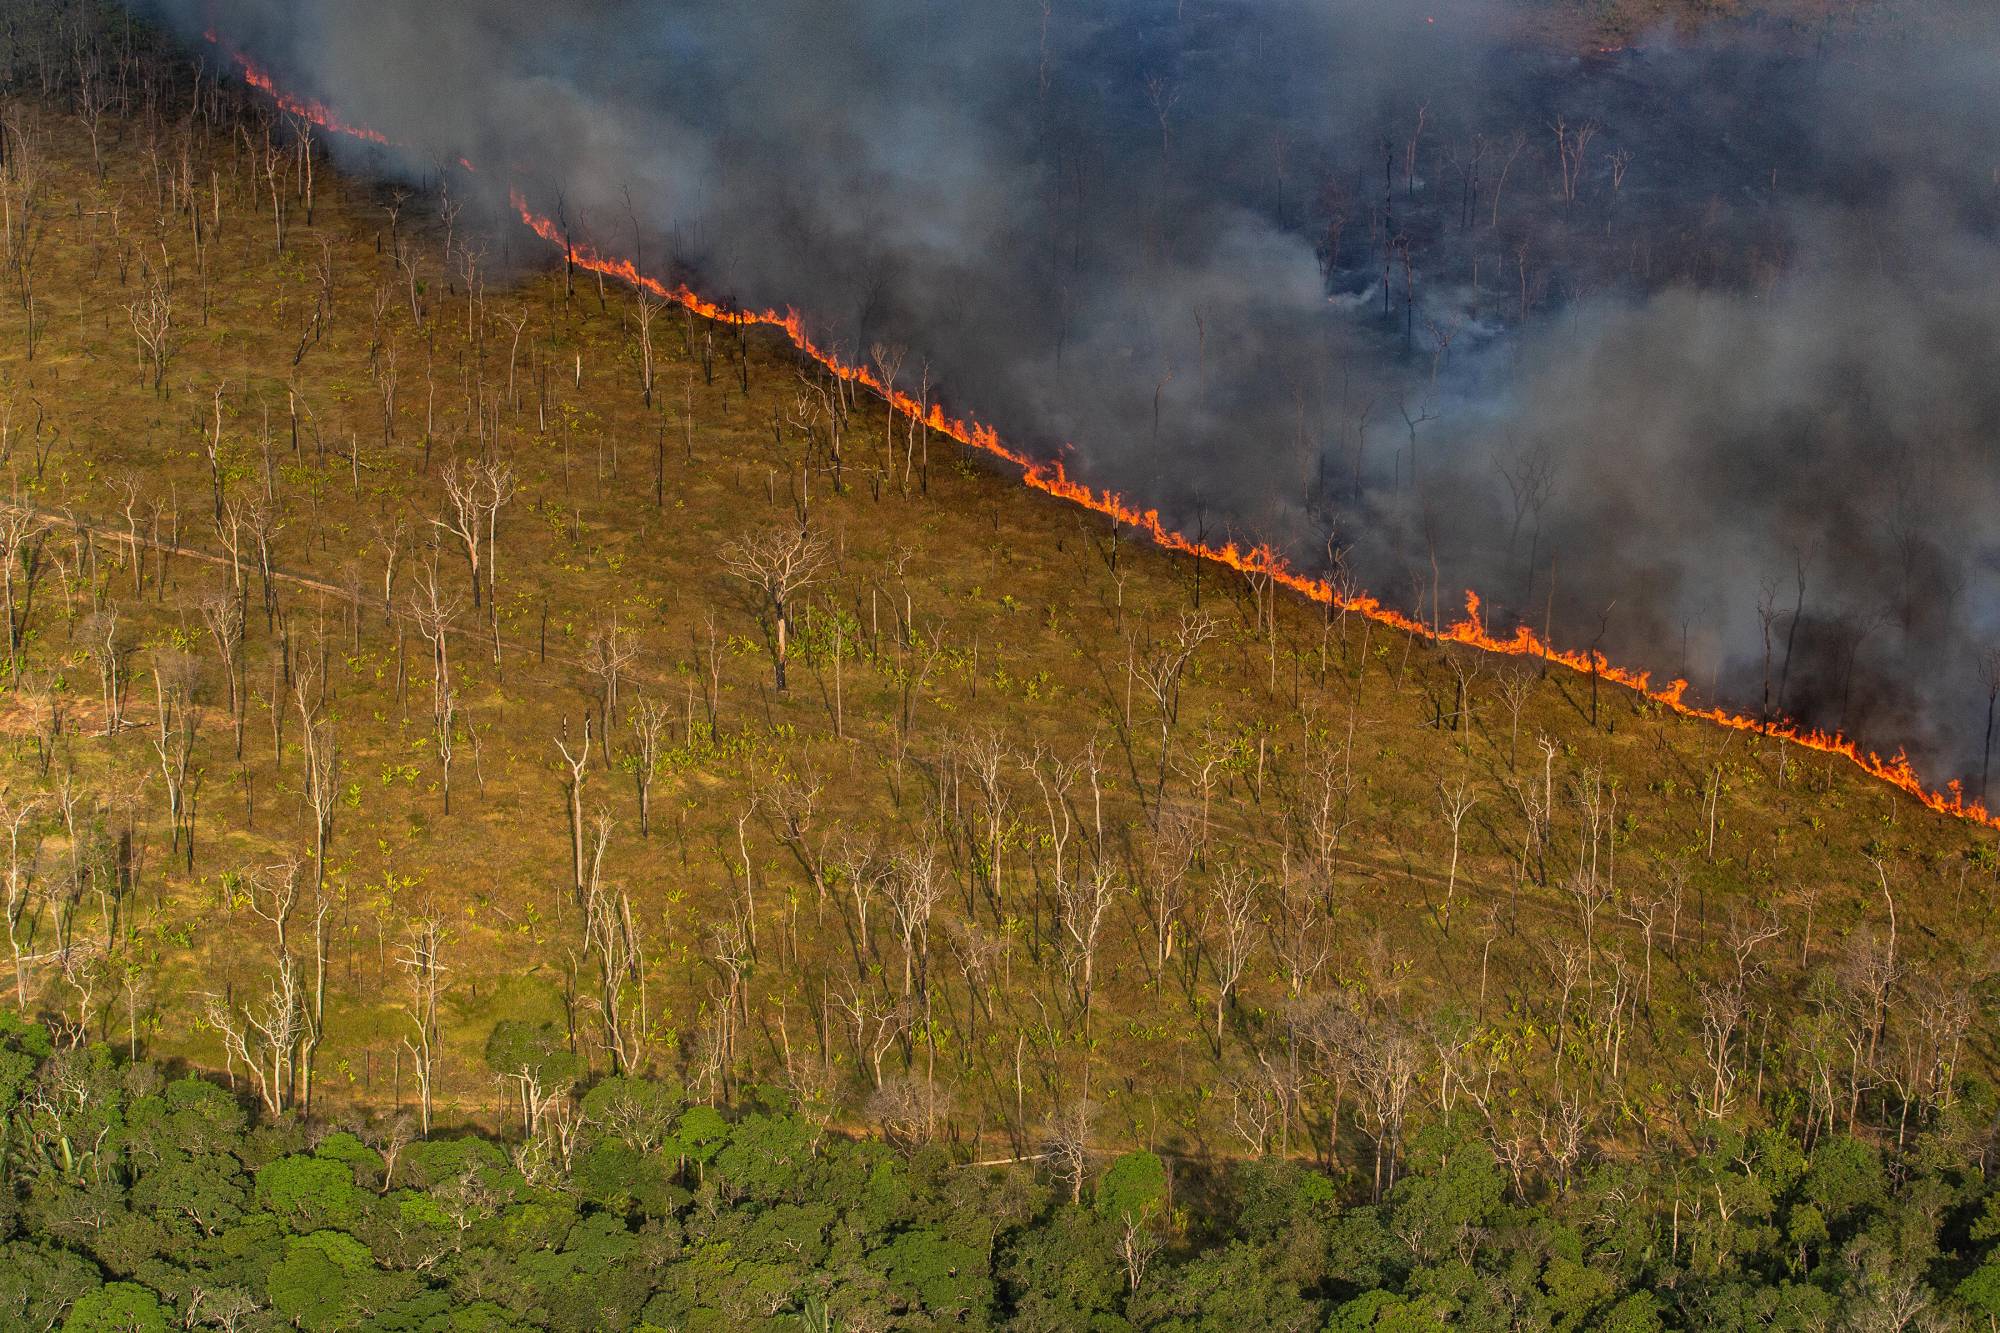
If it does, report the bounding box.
[0,0,1985,1326]
[6,1017,2000,1330]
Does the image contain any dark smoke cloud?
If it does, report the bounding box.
[137,0,2000,779]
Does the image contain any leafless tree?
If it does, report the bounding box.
[1138,808,1197,983]
[1116,1207,1163,1293]
[632,290,663,406]
[1043,1099,1095,1205]
[1204,864,1261,1048]
[885,846,946,1003]
[870,1072,954,1148]
[73,52,112,179]
[435,690,459,816]
[722,524,829,692]
[1440,645,1482,744]
[294,660,340,896]
[1135,611,1218,809]
[398,916,448,1134]
[127,269,174,393]
[150,649,200,862]
[395,235,425,326]
[434,458,516,609]
[1550,115,1598,205]
[407,556,462,724]
[370,512,409,621]
[555,718,592,904]
[582,820,648,1074]
[627,697,670,837]
[1488,127,1528,228]
[80,608,125,733]
[0,789,44,1009]
[477,460,519,609]
[964,732,1016,908]
[1435,773,1479,920]
[242,496,285,630]
[869,343,907,479]
[1056,864,1118,1036]
[259,127,288,253]
[500,307,529,409]
[1696,979,1745,1120]
[205,859,326,1118]
[1494,665,1534,772]
[0,500,46,677]
[583,616,639,731]
[198,590,244,758]
[1266,865,1333,1000]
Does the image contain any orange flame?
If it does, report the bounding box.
[213,43,390,145]
[217,41,2000,837]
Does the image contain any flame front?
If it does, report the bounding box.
[212,44,389,145]
[216,40,2000,838]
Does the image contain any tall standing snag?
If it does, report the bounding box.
[398,916,448,1135]
[555,719,592,905]
[0,500,48,678]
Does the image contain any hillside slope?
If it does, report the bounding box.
[0,13,1982,1197]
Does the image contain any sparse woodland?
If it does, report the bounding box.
[0,2,1989,1329]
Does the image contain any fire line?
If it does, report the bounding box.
[212,39,2000,837]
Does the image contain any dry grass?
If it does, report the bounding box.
[0,44,1983,1162]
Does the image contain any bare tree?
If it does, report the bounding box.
[1494,665,1534,772]
[370,512,410,621]
[1488,128,1528,228]
[1266,866,1333,1000]
[407,556,462,724]
[555,719,592,904]
[1134,612,1218,809]
[127,269,174,394]
[198,590,245,759]
[583,616,639,731]
[869,343,907,480]
[870,1072,955,1149]
[205,860,324,1118]
[150,649,200,863]
[633,290,663,406]
[1205,865,1261,1048]
[398,916,448,1135]
[478,460,519,610]
[1550,115,1598,206]
[434,460,488,608]
[582,844,649,1075]
[1435,773,1479,920]
[1139,808,1197,983]
[0,789,44,1008]
[0,499,46,678]
[885,846,946,1003]
[1056,864,1118,1036]
[722,524,829,692]
[1696,980,1745,1121]
[80,608,126,733]
[294,660,340,896]
[1043,1100,1095,1205]
[435,690,459,816]
[627,697,670,837]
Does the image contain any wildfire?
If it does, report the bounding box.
[218,42,2000,838]
[212,43,389,145]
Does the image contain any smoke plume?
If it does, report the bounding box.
[138,0,2000,778]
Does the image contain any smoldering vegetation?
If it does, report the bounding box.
[138,0,2000,778]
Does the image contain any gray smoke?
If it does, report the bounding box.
[137,0,2000,780]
